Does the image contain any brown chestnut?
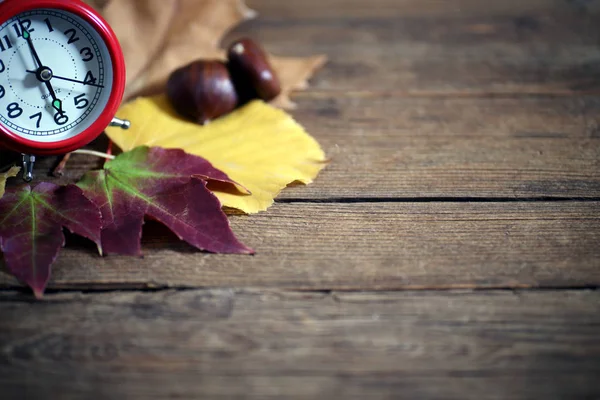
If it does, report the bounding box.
[227,38,281,103]
[167,60,238,125]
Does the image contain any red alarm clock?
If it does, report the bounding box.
[0,0,129,180]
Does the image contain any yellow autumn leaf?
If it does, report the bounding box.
[0,166,20,199]
[105,96,327,213]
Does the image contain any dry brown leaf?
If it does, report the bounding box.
[270,55,328,109]
[94,0,325,107]
[102,0,178,92]
[130,0,256,98]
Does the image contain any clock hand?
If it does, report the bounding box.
[20,23,43,68]
[26,70,105,89]
[24,69,63,112]
[19,24,64,113]
[45,82,63,113]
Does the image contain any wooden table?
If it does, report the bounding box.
[1,0,599,398]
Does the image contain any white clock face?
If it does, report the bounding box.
[0,8,113,143]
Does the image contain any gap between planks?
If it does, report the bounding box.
[293,90,600,99]
[276,197,600,204]
[1,285,599,298]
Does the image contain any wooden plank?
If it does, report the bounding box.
[5,96,600,199]
[234,0,600,94]
[0,202,597,291]
[281,95,600,199]
[248,0,600,19]
[0,289,598,399]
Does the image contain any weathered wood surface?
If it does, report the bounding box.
[2,0,600,398]
[285,96,600,199]
[0,202,598,291]
[5,95,600,200]
[243,0,600,94]
[1,289,599,399]
[249,0,600,19]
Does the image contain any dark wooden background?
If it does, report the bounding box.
[1,0,600,398]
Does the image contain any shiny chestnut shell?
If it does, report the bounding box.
[167,60,238,125]
[227,38,281,103]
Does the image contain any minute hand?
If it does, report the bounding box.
[26,70,105,89]
[21,25,42,68]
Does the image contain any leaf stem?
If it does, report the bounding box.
[72,149,116,160]
[105,139,114,167]
[52,153,71,177]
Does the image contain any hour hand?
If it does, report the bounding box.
[51,97,63,113]
[46,82,63,113]
[24,69,64,112]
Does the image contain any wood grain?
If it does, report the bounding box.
[1,289,599,399]
[0,202,597,291]
[283,95,600,199]
[237,0,600,94]
[248,0,600,19]
[6,95,600,200]
[1,0,599,398]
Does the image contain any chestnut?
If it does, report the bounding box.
[227,38,281,103]
[166,60,238,125]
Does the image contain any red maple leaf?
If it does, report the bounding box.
[0,183,102,298]
[77,146,253,256]
[0,146,253,297]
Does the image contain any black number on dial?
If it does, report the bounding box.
[0,85,5,99]
[29,112,42,128]
[54,112,69,126]
[64,29,80,44]
[83,71,97,85]
[80,47,94,62]
[12,19,33,37]
[44,18,54,33]
[7,103,23,119]
[74,94,89,109]
[0,35,13,52]
[0,60,5,73]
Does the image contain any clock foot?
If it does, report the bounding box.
[110,117,131,130]
[22,154,36,182]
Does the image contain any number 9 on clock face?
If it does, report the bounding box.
[0,0,125,155]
